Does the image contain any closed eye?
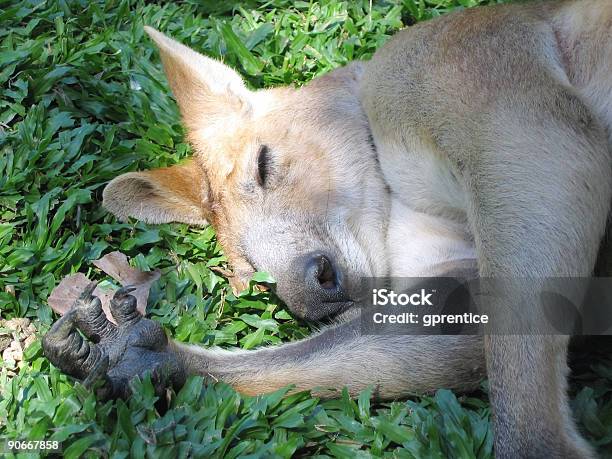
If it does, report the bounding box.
[256,145,269,186]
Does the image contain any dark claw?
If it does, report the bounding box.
[115,285,137,298]
[110,286,140,325]
[76,282,98,304]
[75,294,116,343]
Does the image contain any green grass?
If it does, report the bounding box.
[1,0,612,457]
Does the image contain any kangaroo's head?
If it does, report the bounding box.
[103,28,389,321]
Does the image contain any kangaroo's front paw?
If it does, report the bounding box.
[43,284,185,399]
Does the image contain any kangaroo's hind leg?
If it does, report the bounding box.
[463,84,611,457]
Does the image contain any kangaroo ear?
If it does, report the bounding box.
[102,158,210,226]
[144,26,250,131]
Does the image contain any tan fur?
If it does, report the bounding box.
[102,159,210,225]
[104,1,612,456]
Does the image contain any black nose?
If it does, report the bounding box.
[304,253,344,301]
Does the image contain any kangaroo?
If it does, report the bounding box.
[43,1,612,456]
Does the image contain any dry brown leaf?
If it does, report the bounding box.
[47,251,160,322]
[96,283,118,323]
[92,251,160,316]
[47,273,92,316]
[47,273,119,323]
